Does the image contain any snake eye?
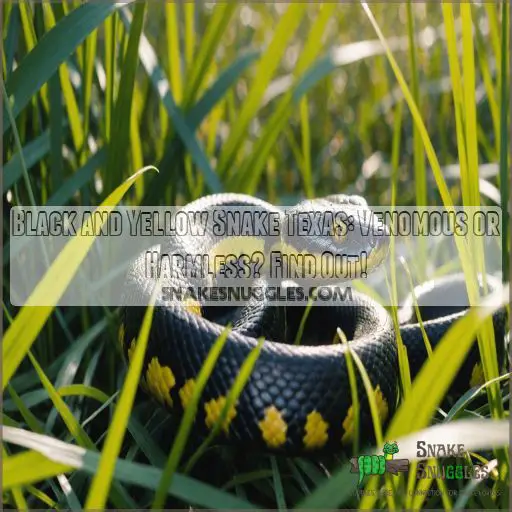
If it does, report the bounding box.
[332,219,348,242]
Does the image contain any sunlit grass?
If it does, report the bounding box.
[2,2,509,510]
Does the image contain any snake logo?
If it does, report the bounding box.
[350,441,409,485]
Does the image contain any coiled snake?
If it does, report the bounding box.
[120,194,506,454]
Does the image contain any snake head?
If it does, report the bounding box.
[383,441,399,456]
[279,196,390,282]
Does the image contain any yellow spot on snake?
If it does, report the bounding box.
[341,405,355,445]
[374,385,389,423]
[183,298,202,316]
[179,379,196,409]
[204,396,237,433]
[470,363,485,387]
[145,357,175,408]
[259,405,287,448]
[303,411,329,449]
[118,323,125,348]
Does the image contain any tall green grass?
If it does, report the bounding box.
[2,2,509,510]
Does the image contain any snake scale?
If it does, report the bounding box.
[120,194,507,454]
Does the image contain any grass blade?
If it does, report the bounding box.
[152,327,231,509]
[42,2,85,155]
[3,426,258,509]
[3,450,73,490]
[3,130,51,192]
[461,3,480,208]
[48,73,63,188]
[129,85,145,197]
[362,3,452,209]
[499,2,509,282]
[387,285,508,439]
[299,97,313,198]
[189,51,260,130]
[218,3,307,177]
[46,148,106,206]
[18,2,50,113]
[231,4,354,193]
[143,50,258,204]
[121,9,222,193]
[406,1,426,206]
[104,12,116,141]
[441,4,470,204]
[84,271,159,509]
[349,348,395,509]
[474,21,500,158]
[165,1,183,104]
[57,384,111,403]
[361,3,486,331]
[2,165,156,389]
[184,3,237,106]
[338,328,360,454]
[6,384,44,434]
[184,337,265,472]
[81,27,98,161]
[445,372,511,422]
[3,2,126,133]
[405,1,427,280]
[270,456,286,510]
[105,2,146,193]
[183,2,195,70]
[25,485,58,509]
[27,351,94,449]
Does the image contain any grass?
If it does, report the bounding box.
[2,2,510,510]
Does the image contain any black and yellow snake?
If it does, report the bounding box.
[120,194,506,454]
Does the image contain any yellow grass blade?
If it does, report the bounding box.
[2,166,156,389]
[84,278,160,509]
[3,450,73,490]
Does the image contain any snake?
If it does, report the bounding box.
[120,194,507,454]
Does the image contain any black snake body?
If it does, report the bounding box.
[120,194,506,454]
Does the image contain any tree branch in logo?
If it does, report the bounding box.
[350,441,410,484]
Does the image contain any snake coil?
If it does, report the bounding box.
[120,194,506,454]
